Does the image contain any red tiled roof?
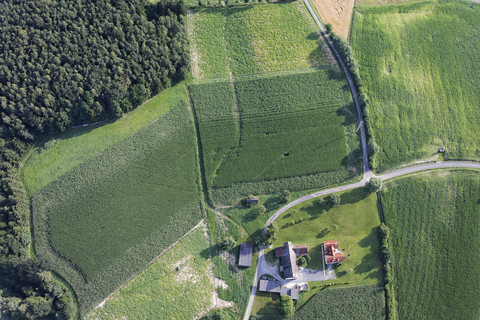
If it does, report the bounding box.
[324,240,343,264]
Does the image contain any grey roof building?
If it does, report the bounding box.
[238,242,253,267]
[281,242,299,280]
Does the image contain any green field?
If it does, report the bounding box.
[191,70,360,204]
[206,210,257,318]
[87,227,213,320]
[380,171,480,319]
[189,2,334,79]
[351,1,480,171]
[32,101,203,313]
[21,84,188,196]
[294,284,386,319]
[269,187,383,283]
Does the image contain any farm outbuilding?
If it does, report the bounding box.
[278,242,300,280]
[259,278,307,300]
[239,242,253,267]
[246,197,259,204]
[275,243,308,257]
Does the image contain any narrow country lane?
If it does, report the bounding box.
[242,2,480,319]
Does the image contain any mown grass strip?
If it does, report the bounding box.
[21,84,188,196]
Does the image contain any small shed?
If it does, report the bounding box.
[238,242,253,267]
[246,197,259,204]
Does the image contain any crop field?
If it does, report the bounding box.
[191,70,360,204]
[189,2,334,79]
[87,227,213,320]
[311,0,355,38]
[294,284,386,319]
[188,81,239,189]
[21,84,188,196]
[32,102,203,313]
[380,171,480,319]
[351,1,480,171]
[188,8,230,80]
[269,187,382,283]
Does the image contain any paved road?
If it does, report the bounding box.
[242,2,480,319]
[304,0,370,174]
[243,160,480,319]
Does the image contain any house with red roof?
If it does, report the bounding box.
[323,240,344,264]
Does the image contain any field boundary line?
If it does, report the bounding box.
[93,219,205,311]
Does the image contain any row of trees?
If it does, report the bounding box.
[0,0,190,318]
[325,25,379,170]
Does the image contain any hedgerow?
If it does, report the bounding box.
[32,102,203,314]
[351,1,480,171]
[294,284,386,319]
[380,171,480,319]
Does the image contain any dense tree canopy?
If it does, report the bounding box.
[0,0,189,143]
[0,0,190,318]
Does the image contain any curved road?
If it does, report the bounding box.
[243,161,480,319]
[242,2,480,318]
[303,0,370,174]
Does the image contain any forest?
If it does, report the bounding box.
[0,0,190,318]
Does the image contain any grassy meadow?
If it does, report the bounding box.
[189,2,334,79]
[269,187,383,283]
[21,84,188,196]
[87,228,213,320]
[32,102,203,313]
[206,210,257,318]
[351,1,480,171]
[191,70,360,205]
[294,284,386,319]
[380,171,480,319]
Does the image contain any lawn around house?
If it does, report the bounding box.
[268,187,382,283]
[351,1,480,171]
[251,187,383,317]
[21,84,188,196]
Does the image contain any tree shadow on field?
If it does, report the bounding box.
[226,5,254,16]
[337,102,357,127]
[307,31,320,40]
[338,188,369,205]
[354,227,382,280]
[200,247,213,260]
